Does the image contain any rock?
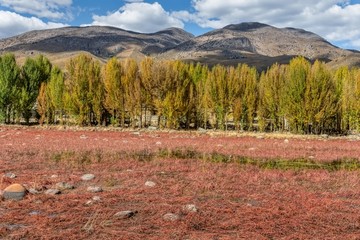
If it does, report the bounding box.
[92,196,101,201]
[29,210,41,216]
[4,173,16,179]
[163,213,179,221]
[183,204,198,213]
[28,188,41,194]
[45,189,61,195]
[284,139,289,144]
[3,184,26,200]
[87,186,103,193]
[156,141,162,145]
[50,175,58,179]
[145,181,156,187]
[80,134,88,139]
[148,126,157,131]
[81,174,95,181]
[114,210,138,219]
[197,127,206,133]
[55,182,74,190]
[85,196,101,205]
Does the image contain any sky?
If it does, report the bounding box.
[0,0,360,50]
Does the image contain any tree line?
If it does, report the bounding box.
[0,53,359,134]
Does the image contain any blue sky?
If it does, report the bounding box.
[0,0,360,50]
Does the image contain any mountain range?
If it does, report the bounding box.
[0,22,359,70]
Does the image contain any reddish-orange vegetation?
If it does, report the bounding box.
[1,126,360,239]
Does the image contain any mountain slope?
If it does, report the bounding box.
[0,26,194,59]
[162,22,356,69]
[0,22,359,70]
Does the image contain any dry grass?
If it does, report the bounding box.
[1,126,360,239]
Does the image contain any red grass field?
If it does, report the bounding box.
[1,126,360,239]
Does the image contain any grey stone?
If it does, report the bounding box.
[4,173,16,179]
[183,204,198,213]
[197,127,206,133]
[87,186,103,193]
[28,188,41,194]
[80,135,88,139]
[55,182,75,190]
[81,174,95,181]
[163,213,179,221]
[29,210,41,216]
[114,210,138,219]
[145,181,156,187]
[92,196,101,201]
[148,126,157,131]
[45,189,61,195]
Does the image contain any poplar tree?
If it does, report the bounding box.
[46,66,65,124]
[20,55,52,124]
[65,54,103,125]
[0,53,20,123]
[258,63,286,131]
[305,60,339,133]
[283,56,310,133]
[123,58,141,128]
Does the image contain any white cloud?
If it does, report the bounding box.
[0,0,72,19]
[0,10,67,39]
[91,2,184,33]
[175,0,360,49]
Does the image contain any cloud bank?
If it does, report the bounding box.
[0,10,67,38]
[0,0,72,19]
[91,2,183,33]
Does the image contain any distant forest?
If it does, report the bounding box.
[0,53,359,134]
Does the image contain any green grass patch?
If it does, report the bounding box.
[46,148,360,171]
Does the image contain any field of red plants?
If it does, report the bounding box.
[1,126,360,239]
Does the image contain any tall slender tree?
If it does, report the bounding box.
[0,53,20,123]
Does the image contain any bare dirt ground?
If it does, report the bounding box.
[0,126,360,239]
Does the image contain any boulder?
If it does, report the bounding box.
[3,184,27,200]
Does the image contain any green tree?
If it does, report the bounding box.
[0,53,20,123]
[20,55,52,124]
[46,66,65,124]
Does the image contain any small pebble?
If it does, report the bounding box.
[81,174,95,181]
[4,173,16,179]
[145,181,156,187]
[163,213,179,221]
[87,186,103,193]
[114,210,137,219]
[45,189,61,195]
[183,204,198,213]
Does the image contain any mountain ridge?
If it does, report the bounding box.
[0,22,359,70]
